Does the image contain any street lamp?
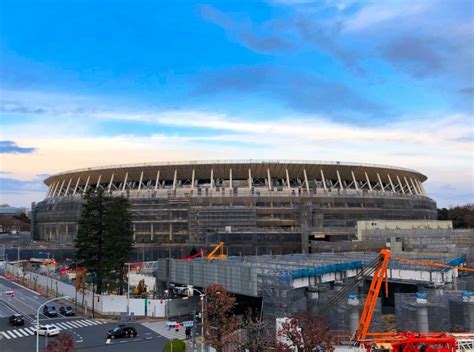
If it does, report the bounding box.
[183,287,206,352]
[36,296,70,352]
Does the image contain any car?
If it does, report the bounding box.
[59,305,75,316]
[43,304,58,317]
[5,290,14,297]
[34,324,60,337]
[106,325,138,339]
[9,314,25,326]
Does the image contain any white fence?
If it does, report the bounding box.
[4,262,167,317]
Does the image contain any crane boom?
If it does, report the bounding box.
[392,256,474,272]
[354,248,391,342]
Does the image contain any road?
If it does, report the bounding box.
[0,276,169,351]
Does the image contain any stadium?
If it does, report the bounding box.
[31,160,437,256]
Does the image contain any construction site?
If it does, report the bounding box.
[155,219,474,350]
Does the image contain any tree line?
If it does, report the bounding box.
[437,203,474,228]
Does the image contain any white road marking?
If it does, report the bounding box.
[106,338,111,344]
[74,320,88,327]
[84,319,98,325]
[24,327,35,334]
[7,330,18,338]
[62,322,77,329]
[1,331,11,339]
[16,329,29,337]
[80,320,95,326]
[120,340,127,343]
[67,321,82,328]
[12,330,24,338]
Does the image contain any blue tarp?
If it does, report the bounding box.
[289,260,363,280]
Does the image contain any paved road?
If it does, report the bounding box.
[0,276,169,351]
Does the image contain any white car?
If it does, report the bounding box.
[35,324,60,336]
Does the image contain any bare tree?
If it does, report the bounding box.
[203,284,238,352]
[239,307,272,352]
[43,333,76,352]
[276,311,334,352]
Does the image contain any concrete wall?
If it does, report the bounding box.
[356,220,453,240]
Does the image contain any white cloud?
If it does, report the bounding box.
[343,2,429,32]
[1,90,473,207]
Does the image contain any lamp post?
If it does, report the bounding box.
[36,296,69,352]
[183,287,206,352]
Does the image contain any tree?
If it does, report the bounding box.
[239,308,272,352]
[75,189,133,294]
[437,204,474,228]
[162,338,185,352]
[203,284,238,352]
[102,195,133,294]
[14,211,30,224]
[276,311,333,352]
[43,333,75,352]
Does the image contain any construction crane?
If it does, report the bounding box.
[313,248,474,351]
[352,249,474,350]
[206,241,227,260]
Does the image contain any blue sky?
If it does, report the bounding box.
[0,0,473,207]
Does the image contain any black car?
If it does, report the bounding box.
[9,314,25,326]
[106,325,137,339]
[43,304,58,317]
[59,305,75,316]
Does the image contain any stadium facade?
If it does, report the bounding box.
[31,160,437,255]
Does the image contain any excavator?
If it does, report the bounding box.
[315,248,474,351]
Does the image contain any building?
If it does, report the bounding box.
[31,160,437,254]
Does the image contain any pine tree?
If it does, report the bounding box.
[75,189,133,295]
[75,188,106,294]
[102,195,133,294]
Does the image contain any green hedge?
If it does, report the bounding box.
[162,338,186,352]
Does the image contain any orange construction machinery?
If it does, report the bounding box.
[206,241,227,260]
[351,248,474,351]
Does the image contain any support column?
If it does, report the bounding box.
[364,172,373,191]
[51,181,60,197]
[229,168,232,190]
[336,170,343,191]
[416,179,427,196]
[46,184,53,197]
[303,169,310,194]
[107,173,115,193]
[191,169,195,190]
[404,176,413,194]
[387,174,396,192]
[96,174,102,189]
[377,173,385,192]
[154,170,160,191]
[351,171,359,190]
[285,169,291,190]
[64,178,72,196]
[138,170,144,192]
[57,179,66,196]
[121,173,128,192]
[72,178,81,196]
[248,168,252,189]
[267,168,272,191]
[348,294,360,335]
[320,170,327,191]
[150,223,154,242]
[410,177,420,195]
[172,169,177,190]
[210,168,214,190]
[396,175,405,194]
[84,176,91,193]
[416,293,429,333]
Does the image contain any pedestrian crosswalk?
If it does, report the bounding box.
[0,319,106,340]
